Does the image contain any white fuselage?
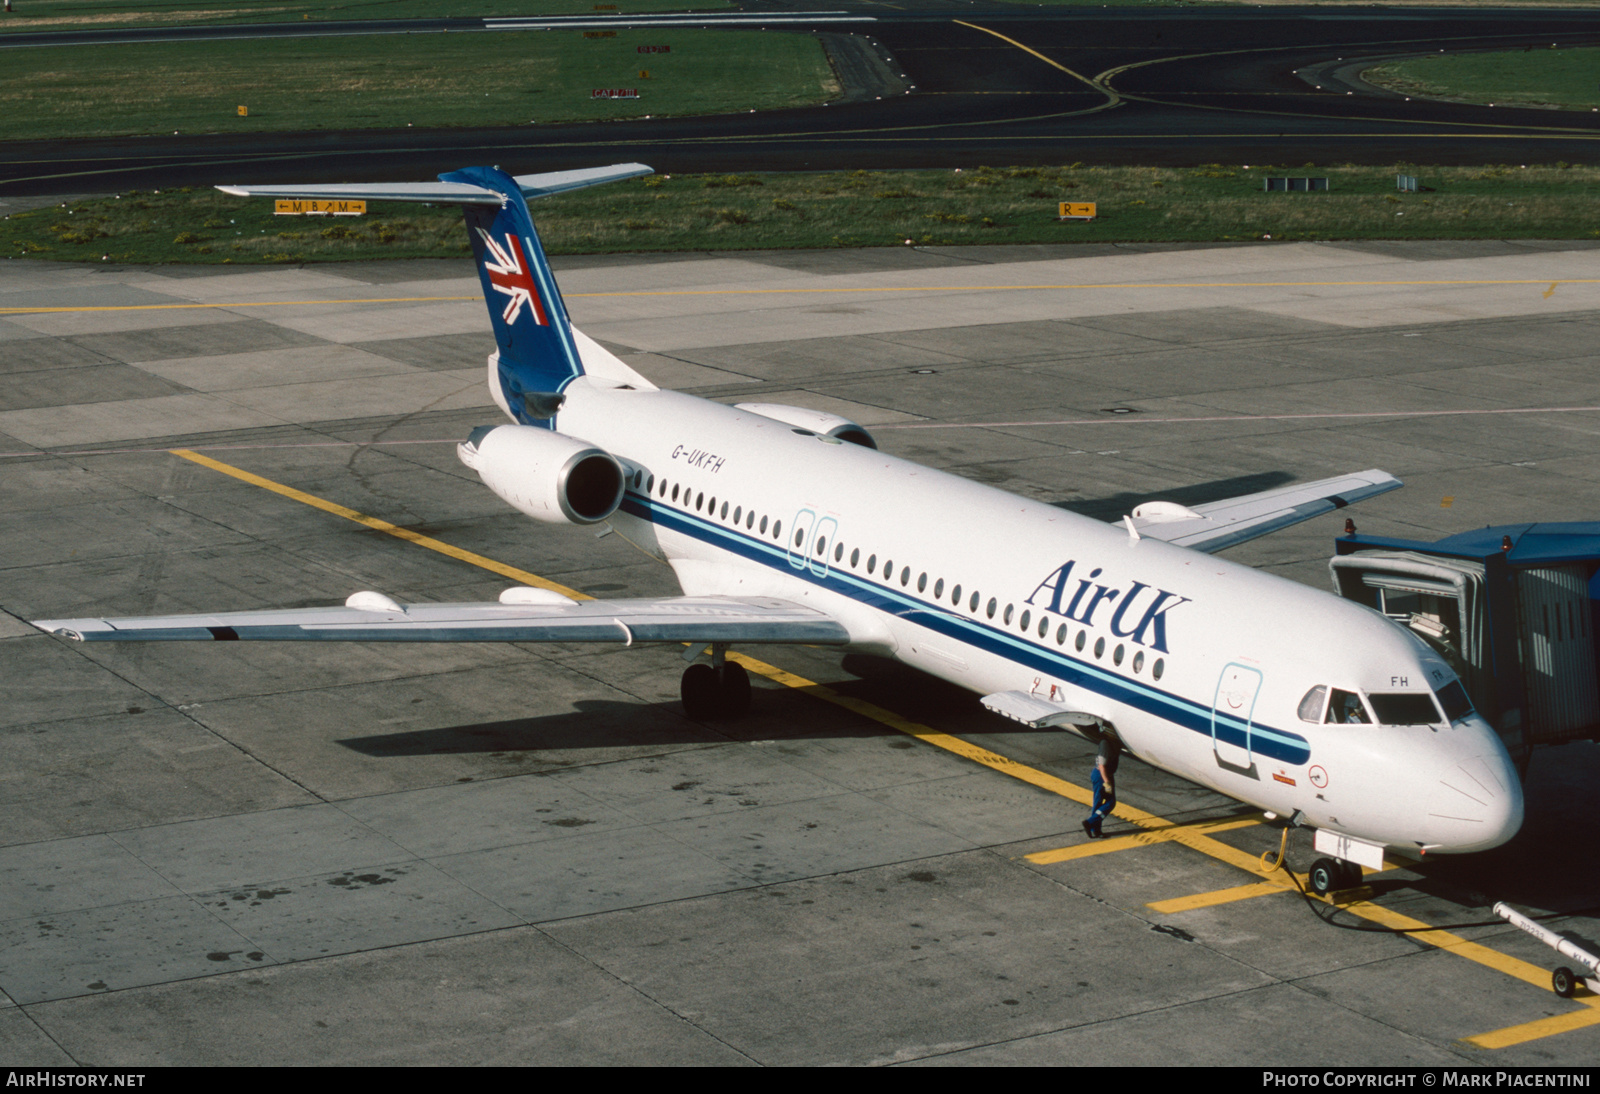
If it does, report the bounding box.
[549,376,1522,857]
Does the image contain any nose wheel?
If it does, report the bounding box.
[1307,857,1362,895]
[681,660,751,720]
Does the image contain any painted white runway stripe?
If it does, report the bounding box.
[877,406,1600,430]
[7,404,1600,459]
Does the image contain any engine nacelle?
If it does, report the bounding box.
[734,403,877,449]
[457,424,625,525]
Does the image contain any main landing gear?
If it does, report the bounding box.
[680,644,751,720]
[1307,857,1362,896]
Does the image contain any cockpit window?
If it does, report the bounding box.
[1297,686,1327,724]
[1326,689,1371,724]
[1368,693,1443,726]
[1435,680,1474,723]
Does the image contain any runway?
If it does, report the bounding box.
[2,239,1598,1064]
[4,6,1600,196]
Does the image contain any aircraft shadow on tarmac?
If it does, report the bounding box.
[1052,471,1296,523]
[337,654,1053,758]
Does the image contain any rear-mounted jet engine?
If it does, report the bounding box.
[458,424,625,525]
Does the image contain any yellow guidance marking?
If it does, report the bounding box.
[1468,1005,1600,1050]
[1147,880,1293,914]
[174,448,1585,1048]
[951,20,1119,110]
[0,296,476,316]
[169,449,586,601]
[3,279,1594,316]
[1026,815,1262,864]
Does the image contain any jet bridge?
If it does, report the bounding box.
[1331,523,1600,769]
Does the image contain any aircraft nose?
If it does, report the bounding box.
[1424,752,1524,852]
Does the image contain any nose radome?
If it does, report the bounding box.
[1426,753,1524,853]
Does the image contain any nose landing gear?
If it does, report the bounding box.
[1307,857,1363,895]
[680,644,751,720]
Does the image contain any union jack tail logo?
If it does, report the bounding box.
[477,227,548,327]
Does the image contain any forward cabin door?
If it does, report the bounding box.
[1211,662,1262,776]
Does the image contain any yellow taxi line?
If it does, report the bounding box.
[169,448,587,601]
[1467,1004,1600,1050]
[1025,816,1263,864]
[1147,880,1294,914]
[171,447,1586,1048]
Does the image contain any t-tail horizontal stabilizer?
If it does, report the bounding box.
[215,162,654,429]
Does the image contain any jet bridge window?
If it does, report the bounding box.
[1368,693,1443,726]
[1326,690,1372,725]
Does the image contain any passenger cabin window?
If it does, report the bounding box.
[1326,689,1371,725]
[1368,693,1443,726]
[1297,685,1328,724]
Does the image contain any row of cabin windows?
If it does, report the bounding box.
[633,469,1166,681]
[638,471,785,543]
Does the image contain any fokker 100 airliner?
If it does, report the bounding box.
[34,163,1524,889]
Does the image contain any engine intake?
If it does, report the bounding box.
[458,425,625,525]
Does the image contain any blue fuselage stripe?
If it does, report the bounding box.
[621,493,1311,766]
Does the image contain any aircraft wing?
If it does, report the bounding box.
[33,591,850,646]
[1125,469,1402,554]
[215,163,653,205]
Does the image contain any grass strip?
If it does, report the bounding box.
[6,163,1599,266]
[0,29,834,141]
[1363,47,1600,112]
[0,0,726,35]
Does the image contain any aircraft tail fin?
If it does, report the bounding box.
[439,166,584,425]
[215,162,654,426]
